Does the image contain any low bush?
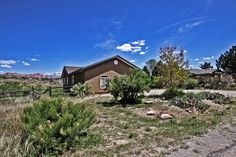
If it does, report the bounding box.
[200,77,226,89]
[184,79,198,89]
[21,98,100,156]
[71,83,91,97]
[0,81,30,92]
[161,88,185,100]
[171,93,210,113]
[198,92,231,104]
[109,69,151,104]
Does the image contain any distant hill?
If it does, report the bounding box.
[0,72,61,79]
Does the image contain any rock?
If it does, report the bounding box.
[144,100,154,104]
[159,113,173,119]
[146,110,156,115]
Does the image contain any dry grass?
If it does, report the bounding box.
[0,97,36,157]
[0,96,236,157]
[69,97,236,156]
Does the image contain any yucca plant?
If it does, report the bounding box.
[71,83,91,97]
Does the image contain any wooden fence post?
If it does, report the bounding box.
[49,86,52,97]
[32,86,35,98]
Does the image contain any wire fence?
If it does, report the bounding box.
[0,86,72,100]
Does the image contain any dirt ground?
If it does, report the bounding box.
[169,111,236,157]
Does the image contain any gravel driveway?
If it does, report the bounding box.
[169,116,236,157]
[145,89,236,98]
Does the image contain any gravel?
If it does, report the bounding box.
[169,117,236,157]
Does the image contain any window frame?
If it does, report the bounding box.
[64,77,68,85]
[72,75,75,84]
[100,75,109,89]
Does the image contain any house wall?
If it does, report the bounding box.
[84,58,132,93]
[74,71,85,84]
[84,58,131,81]
[85,70,120,93]
[62,58,135,93]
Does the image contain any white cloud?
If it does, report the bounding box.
[22,61,30,66]
[131,40,145,46]
[116,43,141,53]
[198,61,204,64]
[183,50,187,53]
[211,56,215,59]
[116,39,146,53]
[0,64,12,68]
[30,58,40,61]
[0,60,16,65]
[195,58,199,61]
[139,51,146,55]
[203,57,211,60]
[129,60,136,63]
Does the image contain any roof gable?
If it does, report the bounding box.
[61,66,81,77]
[71,55,139,74]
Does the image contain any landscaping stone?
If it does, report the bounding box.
[144,100,154,104]
[146,110,156,115]
[159,113,173,119]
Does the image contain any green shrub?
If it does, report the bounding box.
[109,69,151,104]
[151,76,165,89]
[161,88,184,100]
[108,76,122,101]
[0,81,30,92]
[201,77,226,89]
[184,79,198,89]
[171,92,210,113]
[71,83,91,97]
[198,92,231,104]
[21,98,99,156]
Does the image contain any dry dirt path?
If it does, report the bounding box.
[169,116,236,157]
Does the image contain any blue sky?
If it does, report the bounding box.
[0,0,236,74]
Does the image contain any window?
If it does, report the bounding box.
[63,77,66,84]
[100,76,109,89]
[72,75,75,84]
[64,77,68,85]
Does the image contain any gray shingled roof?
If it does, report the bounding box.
[188,69,218,75]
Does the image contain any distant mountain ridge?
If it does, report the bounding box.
[0,72,61,79]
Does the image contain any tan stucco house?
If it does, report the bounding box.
[61,55,139,93]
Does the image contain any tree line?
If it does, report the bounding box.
[143,45,236,85]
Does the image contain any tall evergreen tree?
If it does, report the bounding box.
[199,62,213,69]
[143,59,156,76]
[216,45,236,74]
